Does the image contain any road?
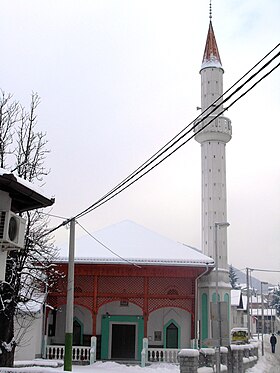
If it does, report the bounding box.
[247,334,280,373]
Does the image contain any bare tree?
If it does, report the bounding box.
[0,91,20,168]
[0,92,59,367]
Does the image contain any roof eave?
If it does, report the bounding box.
[0,172,55,212]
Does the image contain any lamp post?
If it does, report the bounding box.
[245,268,253,338]
[214,222,230,373]
[261,281,268,356]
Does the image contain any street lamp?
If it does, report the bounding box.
[214,222,230,373]
[261,281,268,356]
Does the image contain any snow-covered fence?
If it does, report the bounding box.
[228,344,258,373]
[198,348,215,368]
[46,345,91,362]
[148,348,180,363]
[178,343,259,373]
[178,349,199,372]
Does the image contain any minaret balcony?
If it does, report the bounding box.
[194,115,232,144]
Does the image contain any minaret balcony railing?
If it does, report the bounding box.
[194,115,232,143]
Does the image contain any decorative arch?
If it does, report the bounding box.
[201,293,208,342]
[212,292,220,303]
[73,317,83,345]
[224,293,230,321]
[163,319,181,349]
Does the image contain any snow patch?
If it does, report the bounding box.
[200,348,215,355]
[178,349,199,357]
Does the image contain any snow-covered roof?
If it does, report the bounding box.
[251,295,266,305]
[0,167,54,212]
[201,57,223,70]
[231,289,242,307]
[242,295,248,310]
[251,308,276,317]
[59,220,214,268]
[0,168,45,196]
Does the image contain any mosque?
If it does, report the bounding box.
[16,8,233,363]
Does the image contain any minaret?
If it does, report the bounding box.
[195,7,232,343]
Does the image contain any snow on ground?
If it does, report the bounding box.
[247,334,280,373]
[73,362,179,373]
[2,335,280,373]
[0,362,179,373]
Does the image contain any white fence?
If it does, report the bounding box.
[46,345,179,364]
[46,345,91,362]
[148,348,180,363]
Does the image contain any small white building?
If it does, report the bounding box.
[14,295,45,361]
[231,289,247,330]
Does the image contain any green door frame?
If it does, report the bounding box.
[101,315,144,360]
[163,319,181,348]
[73,317,84,346]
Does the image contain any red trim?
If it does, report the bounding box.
[48,262,210,341]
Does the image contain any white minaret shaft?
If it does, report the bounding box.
[195,21,232,271]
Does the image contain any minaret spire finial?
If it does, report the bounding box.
[209,0,212,20]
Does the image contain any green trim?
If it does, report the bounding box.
[163,319,181,349]
[212,293,220,303]
[101,315,144,360]
[64,332,73,371]
[224,293,230,322]
[73,317,84,345]
[201,293,208,342]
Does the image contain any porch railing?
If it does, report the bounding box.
[46,345,179,364]
[46,345,91,362]
[148,348,180,363]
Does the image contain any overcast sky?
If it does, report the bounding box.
[1,0,279,284]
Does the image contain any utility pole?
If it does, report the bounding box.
[246,268,251,338]
[261,281,268,356]
[64,218,75,371]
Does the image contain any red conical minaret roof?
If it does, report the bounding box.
[201,21,223,71]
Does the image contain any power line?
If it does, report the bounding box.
[250,268,280,274]
[75,50,280,219]
[43,43,280,236]
[76,221,141,268]
[40,211,68,220]
[75,41,280,221]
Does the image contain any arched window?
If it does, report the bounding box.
[166,323,178,348]
[73,319,82,345]
[164,320,180,349]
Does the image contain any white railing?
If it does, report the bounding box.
[148,348,180,363]
[46,345,179,364]
[46,345,91,362]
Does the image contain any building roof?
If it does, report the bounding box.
[251,308,277,317]
[0,168,54,212]
[201,21,223,71]
[231,289,242,307]
[60,220,215,268]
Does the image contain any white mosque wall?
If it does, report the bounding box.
[148,307,192,348]
[14,311,43,360]
[49,304,92,345]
